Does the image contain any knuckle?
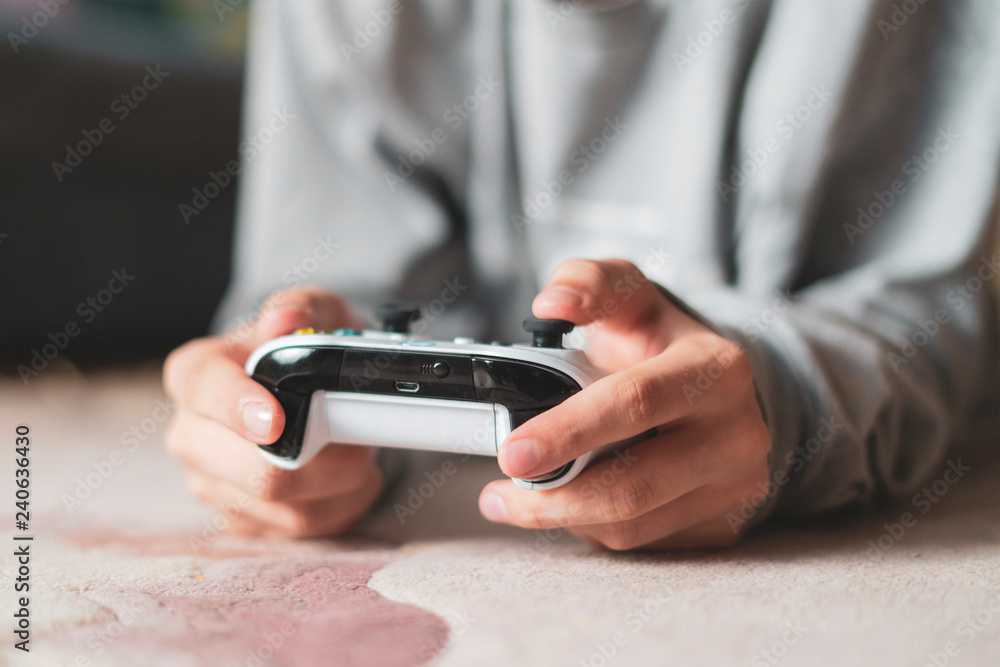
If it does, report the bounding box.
[521,501,561,530]
[359,469,384,502]
[163,419,183,458]
[559,258,613,293]
[283,504,323,538]
[730,417,771,466]
[164,415,193,465]
[306,289,348,316]
[614,374,658,426]
[180,357,211,411]
[162,342,194,400]
[187,475,213,504]
[716,339,752,388]
[282,508,312,537]
[313,446,376,493]
[603,474,657,522]
[256,465,297,502]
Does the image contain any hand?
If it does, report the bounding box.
[477,259,771,550]
[163,288,384,539]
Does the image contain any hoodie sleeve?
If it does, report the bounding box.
[683,0,1000,528]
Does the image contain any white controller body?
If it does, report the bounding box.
[246,329,627,490]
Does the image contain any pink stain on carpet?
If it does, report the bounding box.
[39,531,449,667]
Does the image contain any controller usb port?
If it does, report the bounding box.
[395,381,420,393]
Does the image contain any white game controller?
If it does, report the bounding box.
[245,307,638,489]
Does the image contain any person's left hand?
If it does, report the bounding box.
[477,259,772,550]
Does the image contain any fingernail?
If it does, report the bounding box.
[501,438,540,476]
[242,401,273,440]
[479,492,507,522]
[535,286,583,309]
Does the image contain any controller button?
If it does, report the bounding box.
[332,328,359,336]
[522,317,575,348]
[294,327,316,335]
[376,304,421,333]
[453,336,476,344]
[432,361,450,378]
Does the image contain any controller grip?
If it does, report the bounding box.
[258,386,312,462]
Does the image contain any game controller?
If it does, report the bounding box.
[245,305,634,490]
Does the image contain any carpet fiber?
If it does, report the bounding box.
[1,364,997,666]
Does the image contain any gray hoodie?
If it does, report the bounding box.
[216,0,1000,526]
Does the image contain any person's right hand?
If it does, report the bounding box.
[163,288,384,539]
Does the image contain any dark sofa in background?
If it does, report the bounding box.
[0,0,247,371]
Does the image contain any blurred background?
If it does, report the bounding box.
[0,0,248,373]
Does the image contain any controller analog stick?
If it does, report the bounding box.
[523,317,575,348]
[376,304,421,333]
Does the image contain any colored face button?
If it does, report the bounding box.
[332,328,359,336]
[294,327,316,335]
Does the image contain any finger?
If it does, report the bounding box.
[498,333,753,479]
[164,339,285,444]
[163,289,356,444]
[487,421,769,528]
[567,484,749,551]
[225,287,360,355]
[531,259,687,368]
[167,408,379,501]
[187,466,383,539]
[631,518,742,550]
